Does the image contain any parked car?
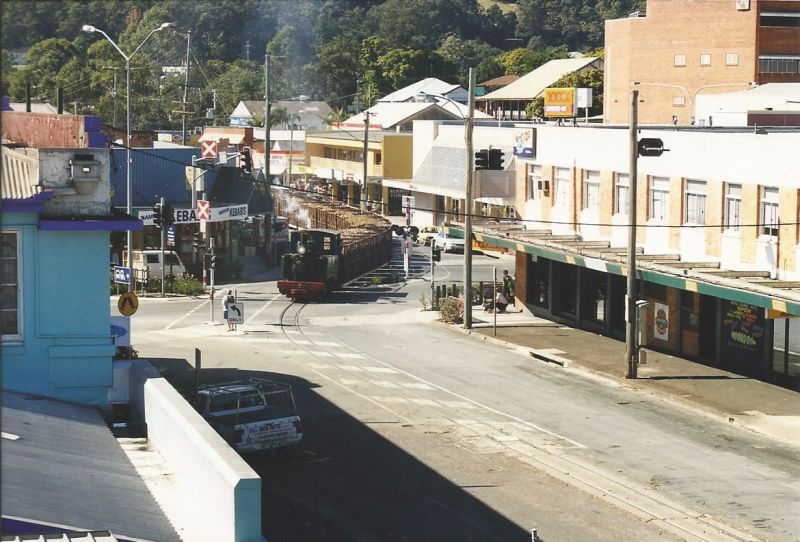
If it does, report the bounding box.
[416,226,440,246]
[196,378,303,453]
[433,232,465,253]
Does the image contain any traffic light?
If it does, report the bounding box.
[488,148,504,170]
[432,247,442,262]
[161,203,174,227]
[192,232,203,249]
[241,146,252,172]
[210,253,217,269]
[474,149,489,170]
[152,203,163,229]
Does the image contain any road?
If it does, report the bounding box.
[125,247,799,542]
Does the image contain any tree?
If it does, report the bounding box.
[497,48,537,76]
[436,35,501,86]
[318,35,360,107]
[208,62,263,124]
[8,38,80,102]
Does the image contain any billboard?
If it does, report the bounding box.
[513,127,537,158]
[544,87,576,118]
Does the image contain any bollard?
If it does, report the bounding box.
[531,528,538,542]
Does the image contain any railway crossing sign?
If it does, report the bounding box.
[201,140,218,159]
[118,292,139,316]
[197,199,211,221]
[227,302,244,324]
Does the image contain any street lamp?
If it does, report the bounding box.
[287,111,304,186]
[632,80,757,125]
[83,22,174,291]
[422,68,477,329]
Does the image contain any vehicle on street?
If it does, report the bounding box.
[416,226,440,246]
[196,378,303,453]
[125,249,186,278]
[433,232,465,253]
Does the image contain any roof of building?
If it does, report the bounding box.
[480,75,520,87]
[340,99,491,131]
[237,100,333,119]
[8,102,59,114]
[478,57,601,101]
[0,392,180,541]
[377,78,463,103]
[695,82,800,111]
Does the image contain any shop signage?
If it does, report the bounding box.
[654,302,669,341]
[544,87,576,118]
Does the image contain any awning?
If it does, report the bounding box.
[446,225,800,317]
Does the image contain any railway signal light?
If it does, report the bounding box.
[152,203,163,229]
[474,149,489,170]
[162,203,175,227]
[192,232,203,249]
[241,146,253,172]
[432,247,442,262]
[209,253,217,269]
[488,148,504,170]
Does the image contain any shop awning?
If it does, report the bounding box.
[447,224,800,317]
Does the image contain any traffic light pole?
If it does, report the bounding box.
[625,90,639,379]
[209,237,216,324]
[160,196,166,297]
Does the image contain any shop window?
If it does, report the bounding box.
[725,184,742,231]
[580,269,607,324]
[615,173,629,215]
[1,231,21,341]
[553,261,576,317]
[530,256,550,309]
[772,318,800,378]
[760,12,800,27]
[375,152,382,165]
[684,180,707,225]
[643,282,667,302]
[649,177,669,222]
[681,290,699,332]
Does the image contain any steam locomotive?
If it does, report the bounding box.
[277,229,342,301]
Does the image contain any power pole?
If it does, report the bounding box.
[245,40,251,62]
[362,110,370,211]
[625,89,639,379]
[181,30,191,146]
[264,54,271,184]
[463,67,476,329]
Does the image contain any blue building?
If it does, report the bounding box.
[1,145,141,405]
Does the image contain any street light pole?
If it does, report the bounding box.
[362,110,370,211]
[633,80,755,125]
[464,67,475,329]
[83,22,174,292]
[625,89,639,379]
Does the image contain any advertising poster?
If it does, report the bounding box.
[654,302,669,341]
[543,87,576,118]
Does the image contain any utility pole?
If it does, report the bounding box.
[362,110,370,211]
[264,54,271,185]
[625,89,639,379]
[463,67,475,329]
[181,30,191,146]
[245,40,251,62]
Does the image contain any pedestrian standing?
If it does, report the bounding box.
[223,289,236,331]
[502,269,515,302]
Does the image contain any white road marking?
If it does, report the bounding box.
[364,367,399,374]
[369,395,410,405]
[164,299,208,330]
[400,382,436,390]
[339,378,361,386]
[339,365,364,372]
[373,381,401,389]
[250,293,282,321]
[314,340,342,347]
[334,352,365,359]
[310,351,334,357]
[410,398,440,407]
[439,400,476,409]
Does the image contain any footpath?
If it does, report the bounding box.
[454,305,800,448]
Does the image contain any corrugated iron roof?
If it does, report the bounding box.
[1,146,40,199]
[110,147,199,207]
[1,392,180,542]
[478,57,601,101]
[1,530,118,542]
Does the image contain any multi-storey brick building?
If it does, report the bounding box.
[605,0,800,125]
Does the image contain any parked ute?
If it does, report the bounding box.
[196,378,303,453]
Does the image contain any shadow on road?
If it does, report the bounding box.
[146,358,528,542]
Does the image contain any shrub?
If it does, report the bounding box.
[439,296,463,324]
[172,276,206,295]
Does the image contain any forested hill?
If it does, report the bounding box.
[1,0,643,128]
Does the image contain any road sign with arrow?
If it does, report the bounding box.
[227,302,244,324]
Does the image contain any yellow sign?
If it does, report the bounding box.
[118,292,139,316]
[543,87,576,118]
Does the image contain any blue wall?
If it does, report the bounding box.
[111,148,200,208]
[2,212,114,405]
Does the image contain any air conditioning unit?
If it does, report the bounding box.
[735,0,750,11]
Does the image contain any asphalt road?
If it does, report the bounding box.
[124,248,799,542]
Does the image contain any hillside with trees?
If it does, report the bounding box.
[1,0,643,129]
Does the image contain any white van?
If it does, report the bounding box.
[125,250,187,278]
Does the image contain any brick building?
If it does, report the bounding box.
[604,0,800,125]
